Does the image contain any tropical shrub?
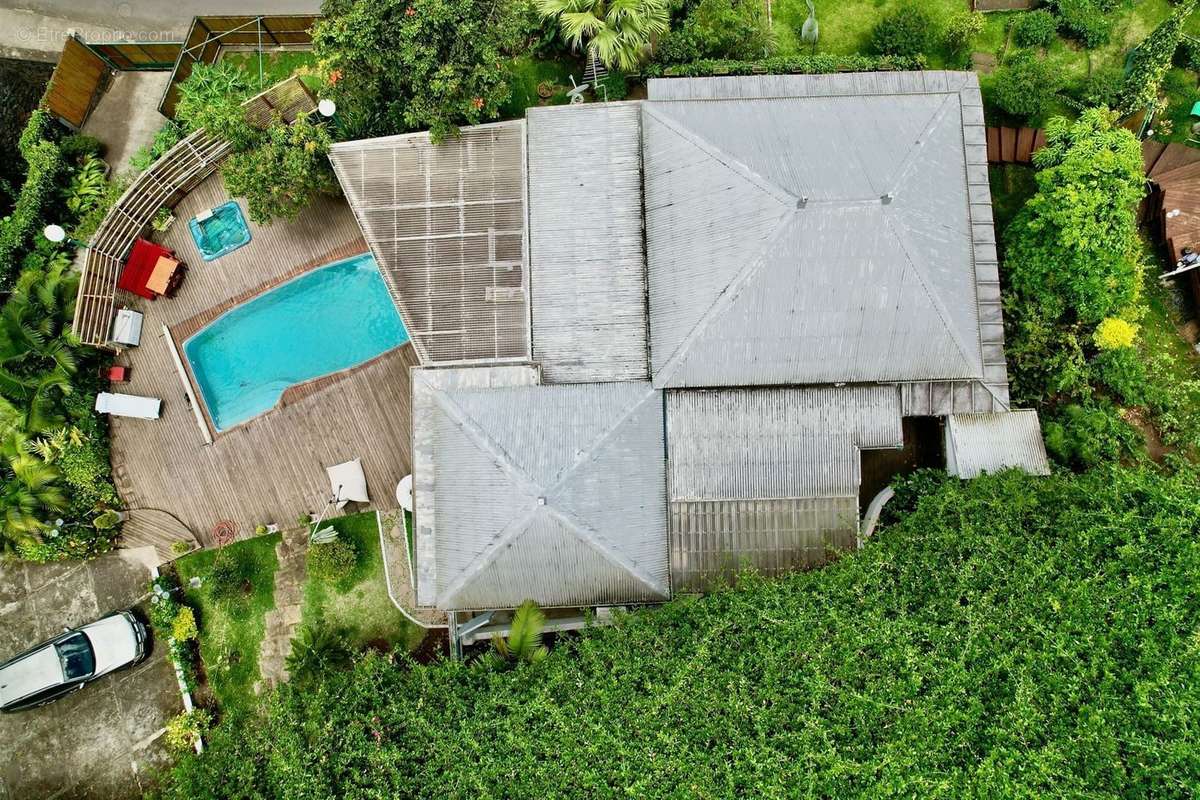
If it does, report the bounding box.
[285,622,352,684]
[655,0,774,64]
[1043,401,1139,468]
[943,11,983,60]
[989,50,1062,120]
[489,599,549,665]
[1002,109,1145,402]
[1049,0,1116,49]
[1013,8,1057,47]
[62,155,108,217]
[172,606,199,643]
[306,537,358,582]
[221,115,338,224]
[869,2,936,58]
[174,61,256,145]
[0,110,65,289]
[1117,0,1195,116]
[154,466,1200,799]
[536,0,670,71]
[313,0,516,143]
[57,134,103,163]
[164,709,211,752]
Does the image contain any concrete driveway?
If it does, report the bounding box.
[0,548,183,800]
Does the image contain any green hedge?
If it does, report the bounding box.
[646,53,927,78]
[156,465,1200,798]
[0,109,65,288]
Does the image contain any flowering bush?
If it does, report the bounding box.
[164,709,211,752]
[1094,317,1138,350]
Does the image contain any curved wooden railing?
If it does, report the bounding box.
[72,76,317,347]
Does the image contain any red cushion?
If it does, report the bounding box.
[118,239,173,299]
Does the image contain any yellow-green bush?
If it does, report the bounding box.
[1093,317,1138,350]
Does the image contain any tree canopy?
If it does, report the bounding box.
[154,466,1200,799]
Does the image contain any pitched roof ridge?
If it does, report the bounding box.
[654,213,797,386]
[886,92,959,197]
[642,103,799,206]
[436,506,550,607]
[883,213,980,377]
[543,385,660,493]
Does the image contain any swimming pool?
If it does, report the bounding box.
[184,254,408,432]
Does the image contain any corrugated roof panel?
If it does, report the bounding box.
[665,385,902,501]
[329,121,530,366]
[527,103,648,383]
[642,85,988,388]
[412,371,668,610]
[946,409,1051,479]
[670,496,858,593]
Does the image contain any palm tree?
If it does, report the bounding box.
[535,0,670,72]
[492,600,549,664]
[286,622,353,683]
[0,429,68,554]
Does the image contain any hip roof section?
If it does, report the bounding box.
[643,73,991,389]
[412,369,669,610]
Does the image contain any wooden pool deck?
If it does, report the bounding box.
[111,172,417,558]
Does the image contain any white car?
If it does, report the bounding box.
[0,611,148,713]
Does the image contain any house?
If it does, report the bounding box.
[329,72,1051,636]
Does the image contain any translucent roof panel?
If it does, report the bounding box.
[330,121,530,365]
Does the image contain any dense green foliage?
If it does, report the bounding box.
[942,10,983,62]
[656,0,775,64]
[1002,109,1146,403]
[0,58,52,215]
[1042,400,1141,468]
[647,52,926,77]
[1118,0,1195,116]
[150,573,200,692]
[0,110,65,289]
[1047,0,1118,49]
[222,116,338,225]
[1013,8,1058,48]
[535,0,670,71]
[155,466,1200,798]
[313,0,517,143]
[989,50,1062,120]
[285,622,353,684]
[869,2,936,57]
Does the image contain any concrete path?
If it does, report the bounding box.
[0,548,183,800]
[254,528,307,692]
[82,70,172,174]
[380,511,446,629]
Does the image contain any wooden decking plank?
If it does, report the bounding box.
[1142,139,1168,175]
[1150,143,1200,179]
[114,172,414,553]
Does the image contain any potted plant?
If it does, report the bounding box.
[254,523,280,536]
[151,206,175,233]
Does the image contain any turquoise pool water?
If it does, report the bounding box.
[189,201,251,261]
[184,254,408,431]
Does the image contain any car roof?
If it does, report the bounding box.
[0,644,65,706]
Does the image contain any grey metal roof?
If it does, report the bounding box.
[666,385,902,501]
[527,102,649,383]
[412,369,668,610]
[945,410,1051,479]
[329,121,530,366]
[642,73,996,390]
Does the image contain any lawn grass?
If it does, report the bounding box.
[1137,249,1200,454]
[302,511,424,651]
[773,0,968,66]
[221,49,320,92]
[175,534,280,716]
[501,55,578,119]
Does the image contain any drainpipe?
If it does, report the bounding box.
[859,486,896,546]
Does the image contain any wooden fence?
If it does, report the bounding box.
[986,126,1046,165]
[44,36,110,129]
[159,15,319,119]
[73,76,317,348]
[86,41,182,71]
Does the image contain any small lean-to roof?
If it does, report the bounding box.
[527,102,649,383]
[643,72,994,390]
[329,121,530,366]
[945,410,1051,479]
[666,385,903,592]
[412,369,668,610]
